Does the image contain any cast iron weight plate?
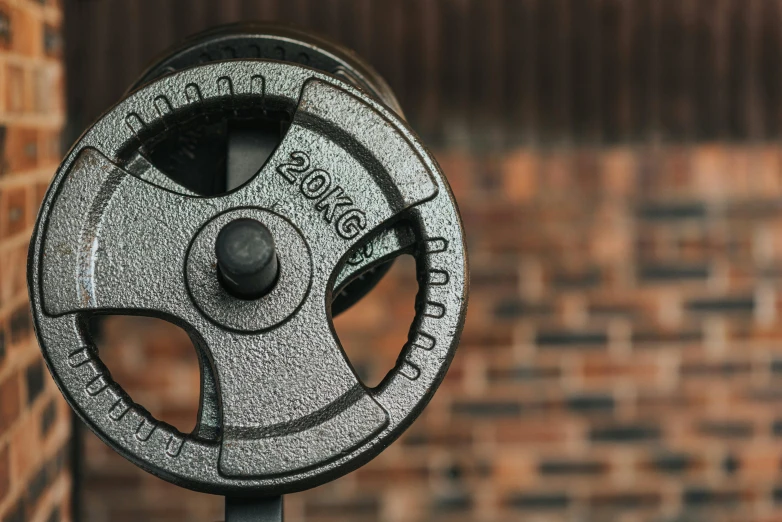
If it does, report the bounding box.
[126,23,407,316]
[29,60,468,495]
[113,27,416,450]
[130,23,404,115]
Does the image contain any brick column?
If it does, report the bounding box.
[0,0,71,521]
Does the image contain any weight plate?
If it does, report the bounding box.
[130,23,403,115]
[125,23,406,317]
[29,60,468,495]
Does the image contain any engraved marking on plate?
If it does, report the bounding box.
[400,361,420,380]
[428,269,449,285]
[277,151,367,240]
[424,237,448,254]
[68,349,91,367]
[109,399,130,421]
[185,83,203,104]
[217,76,234,96]
[250,75,265,96]
[83,361,101,379]
[136,418,156,441]
[412,331,436,350]
[154,95,173,117]
[423,301,446,319]
[86,375,108,396]
[166,434,184,457]
[125,113,145,136]
[347,243,373,266]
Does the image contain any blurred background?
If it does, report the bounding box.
[5,0,782,521]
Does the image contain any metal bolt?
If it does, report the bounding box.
[215,218,279,299]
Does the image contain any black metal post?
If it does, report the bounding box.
[225,496,284,522]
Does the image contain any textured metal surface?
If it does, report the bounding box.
[29,60,468,494]
[129,23,404,116]
[188,209,311,332]
[126,23,408,316]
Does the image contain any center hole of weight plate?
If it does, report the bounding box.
[215,218,280,300]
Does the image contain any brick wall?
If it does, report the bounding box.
[0,0,70,521]
[82,142,782,522]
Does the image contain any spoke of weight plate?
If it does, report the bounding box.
[40,148,211,318]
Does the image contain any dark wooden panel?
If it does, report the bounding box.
[658,0,686,141]
[726,0,750,139]
[334,0,368,59]
[570,0,599,143]
[137,0,176,70]
[627,0,654,141]
[438,0,470,138]
[371,0,405,104]
[240,0,279,21]
[501,0,538,145]
[600,0,623,143]
[536,0,569,143]
[64,0,782,146]
[467,0,491,133]
[399,0,426,130]
[693,0,721,140]
[759,0,782,137]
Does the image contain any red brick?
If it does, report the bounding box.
[502,150,538,203]
[0,242,28,305]
[0,4,10,51]
[34,181,48,208]
[43,23,62,58]
[0,446,8,502]
[4,126,39,172]
[601,148,637,198]
[37,129,60,166]
[10,5,42,57]
[495,420,575,447]
[34,65,63,114]
[0,373,20,436]
[9,408,41,490]
[0,185,28,238]
[578,354,661,388]
[4,63,26,114]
